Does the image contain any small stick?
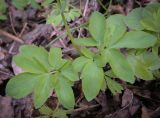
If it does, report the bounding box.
[66,104,100,114]
[0,29,24,44]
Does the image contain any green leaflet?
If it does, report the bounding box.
[12,0,40,10]
[12,0,28,10]
[55,75,75,109]
[80,48,94,59]
[34,74,53,108]
[61,66,79,81]
[89,11,106,44]
[106,49,135,83]
[105,77,123,95]
[74,38,98,46]
[104,14,126,47]
[94,54,108,67]
[0,0,7,13]
[111,31,157,49]
[48,48,67,70]
[14,45,50,73]
[72,56,90,73]
[6,73,38,99]
[127,55,154,80]
[124,8,144,30]
[141,52,160,70]
[81,61,104,101]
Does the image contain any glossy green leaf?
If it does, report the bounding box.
[72,56,90,73]
[124,8,144,30]
[49,48,67,70]
[55,75,75,109]
[89,11,106,43]
[74,38,98,46]
[81,61,104,101]
[6,73,38,99]
[111,31,157,49]
[105,14,126,47]
[127,55,154,80]
[106,77,123,95]
[34,74,53,108]
[106,49,135,83]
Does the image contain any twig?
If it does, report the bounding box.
[65,104,100,114]
[0,29,24,44]
[9,12,18,36]
[19,23,28,37]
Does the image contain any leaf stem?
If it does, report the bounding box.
[57,0,81,53]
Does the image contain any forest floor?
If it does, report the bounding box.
[0,0,160,118]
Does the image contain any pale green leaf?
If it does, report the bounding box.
[81,61,104,101]
[34,74,53,108]
[6,73,38,99]
[48,48,67,70]
[74,38,98,46]
[106,49,135,83]
[106,77,123,95]
[61,66,79,81]
[80,48,94,59]
[124,8,144,30]
[89,11,106,43]
[55,75,75,109]
[127,55,154,80]
[72,56,90,73]
[94,54,108,67]
[111,31,157,49]
[105,14,126,47]
[14,55,47,73]
[19,45,50,70]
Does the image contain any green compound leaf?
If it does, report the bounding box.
[104,14,126,47]
[106,49,135,83]
[89,11,106,43]
[48,48,67,70]
[72,56,90,73]
[124,8,144,30]
[127,55,154,80]
[55,75,75,109]
[81,61,104,101]
[106,77,123,95]
[6,73,38,99]
[34,74,53,108]
[111,31,157,49]
[74,38,98,46]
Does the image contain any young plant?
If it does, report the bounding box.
[6,3,159,112]
[46,0,81,26]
